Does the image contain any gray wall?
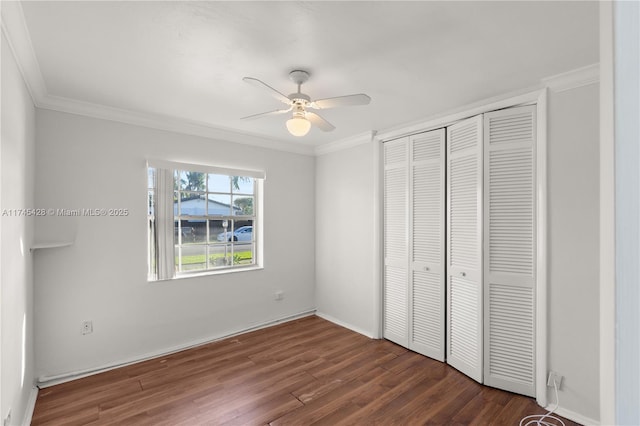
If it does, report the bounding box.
[547,83,600,421]
[315,142,378,336]
[33,109,316,379]
[1,34,36,425]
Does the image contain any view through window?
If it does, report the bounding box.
[148,165,259,279]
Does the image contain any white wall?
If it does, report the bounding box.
[33,109,315,380]
[1,34,36,425]
[547,83,600,422]
[315,141,378,337]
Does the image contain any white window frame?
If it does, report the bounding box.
[147,160,265,281]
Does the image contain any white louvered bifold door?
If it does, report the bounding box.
[447,115,484,383]
[483,105,536,397]
[409,129,446,361]
[383,137,409,347]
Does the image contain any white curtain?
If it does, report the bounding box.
[155,168,175,280]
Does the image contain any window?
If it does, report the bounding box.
[147,160,263,280]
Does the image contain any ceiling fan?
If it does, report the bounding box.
[241,70,371,137]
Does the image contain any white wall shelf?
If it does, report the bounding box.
[30,241,74,252]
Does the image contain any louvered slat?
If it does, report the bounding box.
[385,266,408,343]
[412,131,443,161]
[489,147,533,274]
[447,115,483,383]
[385,139,407,165]
[450,155,478,270]
[488,284,534,384]
[450,276,481,369]
[410,129,445,362]
[384,167,406,261]
[484,105,536,397]
[412,271,443,350]
[450,123,478,153]
[413,162,441,264]
[488,112,534,144]
[383,138,409,347]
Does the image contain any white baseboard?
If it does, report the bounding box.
[22,386,38,426]
[315,311,377,339]
[546,404,600,426]
[37,309,316,388]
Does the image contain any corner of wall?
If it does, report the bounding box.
[1,21,40,426]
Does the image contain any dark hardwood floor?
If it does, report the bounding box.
[32,315,579,425]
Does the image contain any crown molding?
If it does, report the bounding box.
[1,1,47,104]
[376,84,544,143]
[314,131,376,156]
[542,63,599,93]
[39,94,316,156]
[376,63,600,143]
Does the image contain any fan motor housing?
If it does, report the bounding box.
[289,69,310,85]
[289,93,311,104]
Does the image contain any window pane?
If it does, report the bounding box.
[232,176,254,195]
[231,220,254,242]
[178,195,206,216]
[181,221,206,244]
[148,168,155,189]
[233,243,254,265]
[148,217,156,279]
[233,196,254,216]
[208,245,231,268]
[177,244,207,272]
[208,219,228,243]
[208,194,232,216]
[148,190,154,215]
[177,171,205,202]
[208,174,231,193]
[177,171,205,192]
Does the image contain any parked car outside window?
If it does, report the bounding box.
[217,226,252,242]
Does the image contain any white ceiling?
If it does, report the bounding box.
[16,1,598,149]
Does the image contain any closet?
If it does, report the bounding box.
[382,104,536,398]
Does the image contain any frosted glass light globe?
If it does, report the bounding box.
[286,116,311,137]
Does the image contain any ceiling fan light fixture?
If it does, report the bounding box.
[242,69,371,137]
[286,116,311,137]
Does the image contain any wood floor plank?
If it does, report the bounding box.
[32,316,582,426]
[193,369,316,420]
[217,393,304,426]
[270,369,380,425]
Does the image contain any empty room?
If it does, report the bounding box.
[1,1,638,425]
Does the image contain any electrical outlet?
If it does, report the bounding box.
[82,320,93,335]
[547,371,563,389]
[274,291,284,301]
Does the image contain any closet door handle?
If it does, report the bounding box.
[423,266,430,271]
[460,272,466,277]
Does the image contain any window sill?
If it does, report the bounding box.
[149,265,264,282]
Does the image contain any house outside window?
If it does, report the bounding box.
[147,160,263,281]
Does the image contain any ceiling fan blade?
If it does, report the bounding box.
[243,77,291,105]
[311,93,371,109]
[240,107,292,120]
[306,112,336,132]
